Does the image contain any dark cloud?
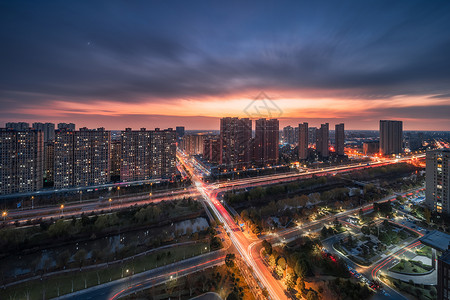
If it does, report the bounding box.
[1,0,450,121]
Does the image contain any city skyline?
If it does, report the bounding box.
[1,1,450,131]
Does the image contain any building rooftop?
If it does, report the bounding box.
[419,230,450,252]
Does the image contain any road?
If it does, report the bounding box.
[55,250,226,300]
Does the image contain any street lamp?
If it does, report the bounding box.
[31,196,34,209]
[60,204,64,216]
[109,198,112,210]
[2,211,7,221]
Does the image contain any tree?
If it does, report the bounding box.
[277,257,287,270]
[361,225,370,235]
[74,249,87,268]
[296,277,305,294]
[295,260,307,278]
[306,290,319,300]
[57,250,71,269]
[225,253,236,268]
[269,254,277,267]
[284,267,296,289]
[262,240,272,255]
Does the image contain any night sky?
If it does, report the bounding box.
[1,0,450,130]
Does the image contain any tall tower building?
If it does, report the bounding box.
[203,137,221,164]
[220,117,252,169]
[308,127,317,145]
[335,123,345,156]
[150,128,176,178]
[0,129,43,195]
[44,142,54,184]
[316,123,329,158]
[120,128,152,182]
[182,134,206,155]
[254,119,279,166]
[379,120,403,155]
[54,128,110,188]
[282,126,294,144]
[425,149,450,214]
[298,122,308,160]
[5,122,30,131]
[57,123,76,131]
[32,122,55,142]
[110,139,121,179]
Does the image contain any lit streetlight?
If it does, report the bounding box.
[2,211,7,221]
[60,204,64,216]
[109,198,112,210]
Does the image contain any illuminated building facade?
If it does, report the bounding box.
[0,129,44,195]
[426,149,450,214]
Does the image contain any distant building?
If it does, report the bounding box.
[57,123,76,131]
[363,141,380,156]
[316,123,329,158]
[379,120,403,155]
[182,134,206,155]
[335,123,345,156]
[282,126,294,144]
[220,117,252,169]
[176,126,185,143]
[298,122,308,160]
[0,129,43,195]
[425,149,450,214]
[54,128,110,188]
[203,137,221,164]
[254,119,279,166]
[308,127,317,145]
[5,122,30,131]
[32,122,55,142]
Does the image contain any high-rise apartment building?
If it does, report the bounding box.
[0,129,43,195]
[282,126,294,145]
[425,149,450,214]
[220,117,252,169]
[110,139,121,178]
[363,141,379,156]
[379,120,403,155]
[298,122,308,160]
[57,123,76,131]
[44,141,54,184]
[254,119,279,166]
[32,122,55,142]
[5,122,30,131]
[120,128,152,182]
[120,128,176,181]
[150,128,176,178]
[54,128,110,188]
[182,134,205,155]
[335,123,345,156]
[308,127,317,145]
[316,123,329,158]
[203,137,221,164]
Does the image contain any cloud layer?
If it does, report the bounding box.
[1,0,450,129]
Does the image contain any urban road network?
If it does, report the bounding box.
[4,153,425,300]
